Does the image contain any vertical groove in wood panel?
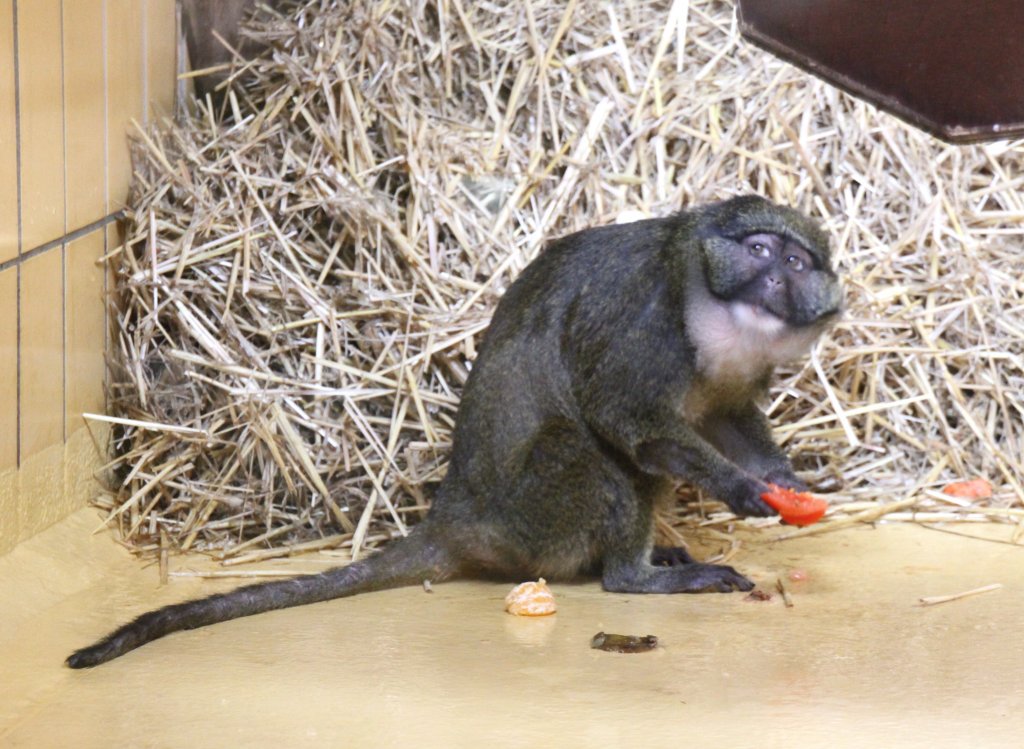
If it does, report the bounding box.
[11,0,19,467]
[0,267,17,470]
[60,0,66,441]
[65,230,106,433]
[63,0,106,234]
[17,0,65,251]
[0,0,18,264]
[20,249,65,459]
[105,0,144,214]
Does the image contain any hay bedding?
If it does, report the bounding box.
[97,0,1024,562]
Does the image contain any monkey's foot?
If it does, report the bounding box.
[603,563,754,594]
[650,546,697,567]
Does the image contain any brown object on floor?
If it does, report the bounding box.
[737,0,1024,143]
[590,632,659,654]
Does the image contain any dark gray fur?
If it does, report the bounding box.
[67,195,841,668]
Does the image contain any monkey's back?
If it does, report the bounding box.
[434,217,685,519]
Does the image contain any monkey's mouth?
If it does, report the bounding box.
[731,302,786,335]
[746,303,778,318]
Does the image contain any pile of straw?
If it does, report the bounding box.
[97,0,1024,561]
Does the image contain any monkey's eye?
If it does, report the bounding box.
[785,255,807,272]
[749,242,771,259]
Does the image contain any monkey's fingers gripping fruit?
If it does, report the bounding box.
[760,484,828,526]
[505,579,557,616]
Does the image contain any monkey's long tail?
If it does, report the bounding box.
[66,524,456,668]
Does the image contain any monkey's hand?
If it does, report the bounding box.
[760,467,808,492]
[722,476,776,518]
[697,408,806,494]
[633,435,776,517]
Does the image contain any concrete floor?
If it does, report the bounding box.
[1,509,1021,748]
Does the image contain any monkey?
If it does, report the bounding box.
[67,195,842,668]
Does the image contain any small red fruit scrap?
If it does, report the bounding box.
[942,478,993,500]
[760,484,828,526]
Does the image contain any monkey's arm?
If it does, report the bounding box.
[628,419,774,517]
[580,385,773,516]
[572,339,774,515]
[697,403,807,490]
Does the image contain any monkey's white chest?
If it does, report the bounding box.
[686,300,813,385]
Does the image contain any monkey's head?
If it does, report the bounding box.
[694,195,842,331]
[674,196,842,382]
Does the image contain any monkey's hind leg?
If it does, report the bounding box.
[501,419,752,594]
[602,558,753,594]
[600,479,753,595]
[650,546,697,567]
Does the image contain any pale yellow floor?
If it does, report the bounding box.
[1,509,1021,748]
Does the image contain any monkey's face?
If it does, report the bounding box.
[698,199,842,332]
[724,231,839,328]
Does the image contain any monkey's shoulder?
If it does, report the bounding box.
[537,215,687,277]
[549,215,674,252]
[486,217,677,335]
